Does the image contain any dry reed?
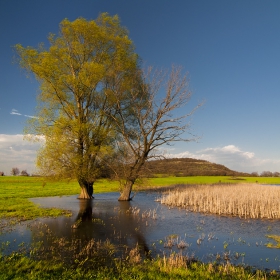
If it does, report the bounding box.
[159,184,280,219]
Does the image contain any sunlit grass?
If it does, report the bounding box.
[160,183,280,219]
[1,176,279,220]
[0,176,119,220]
[1,254,276,280]
[0,176,120,198]
[144,176,280,187]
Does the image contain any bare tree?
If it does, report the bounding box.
[21,170,29,176]
[110,66,202,200]
[261,171,273,177]
[11,167,20,176]
[251,172,259,177]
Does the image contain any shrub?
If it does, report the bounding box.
[20,170,29,176]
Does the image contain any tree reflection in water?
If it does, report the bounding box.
[12,192,280,271]
[30,197,151,261]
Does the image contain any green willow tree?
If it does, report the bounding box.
[15,14,141,199]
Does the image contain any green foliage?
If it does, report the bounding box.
[15,13,141,197]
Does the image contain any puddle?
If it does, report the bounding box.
[1,191,280,271]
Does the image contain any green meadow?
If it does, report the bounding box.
[146,175,280,186]
[1,176,280,279]
[0,175,279,221]
[0,176,118,220]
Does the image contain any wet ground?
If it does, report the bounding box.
[1,191,280,271]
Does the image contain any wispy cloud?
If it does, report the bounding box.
[0,134,42,175]
[165,145,280,173]
[25,115,38,119]
[10,109,22,116]
[10,109,38,119]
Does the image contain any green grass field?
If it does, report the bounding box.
[0,176,120,220]
[145,175,280,187]
[0,175,280,220]
[1,175,280,279]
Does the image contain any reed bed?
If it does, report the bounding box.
[159,184,280,219]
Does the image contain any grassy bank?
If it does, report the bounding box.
[0,176,119,221]
[1,175,280,220]
[1,254,278,279]
[1,176,280,279]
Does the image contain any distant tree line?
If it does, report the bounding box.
[1,160,279,178]
[10,167,29,176]
[252,171,280,177]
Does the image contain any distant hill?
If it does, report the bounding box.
[140,158,251,177]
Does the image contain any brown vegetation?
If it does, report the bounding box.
[159,183,280,219]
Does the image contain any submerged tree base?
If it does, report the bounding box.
[118,192,135,201]
[118,184,134,201]
[78,194,93,199]
[78,187,93,199]
[77,196,94,200]
[118,194,133,201]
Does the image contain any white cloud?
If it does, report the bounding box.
[10,109,38,119]
[165,144,280,173]
[1,136,279,176]
[25,115,38,119]
[10,109,22,116]
[0,134,42,175]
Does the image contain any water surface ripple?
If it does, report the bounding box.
[1,191,280,271]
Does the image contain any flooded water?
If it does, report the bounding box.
[1,191,280,271]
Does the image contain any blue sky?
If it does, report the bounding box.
[1,0,280,175]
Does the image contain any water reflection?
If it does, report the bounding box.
[1,192,280,271]
[29,195,151,258]
[76,199,93,222]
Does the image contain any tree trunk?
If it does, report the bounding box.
[118,180,134,201]
[78,180,94,199]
